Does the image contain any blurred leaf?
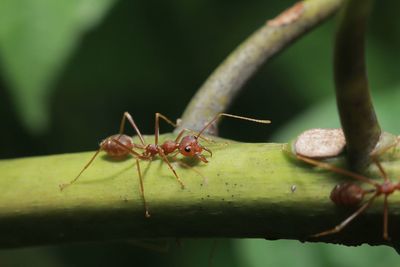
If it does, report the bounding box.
[271,84,400,142]
[272,12,400,105]
[271,97,340,142]
[0,247,63,267]
[234,239,321,267]
[273,20,336,103]
[234,239,399,267]
[320,243,399,266]
[0,0,116,134]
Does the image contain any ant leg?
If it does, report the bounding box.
[370,136,399,182]
[61,135,143,191]
[60,147,103,191]
[135,158,150,218]
[383,194,390,240]
[296,154,380,187]
[154,113,177,145]
[157,148,185,189]
[372,158,389,182]
[196,113,271,138]
[201,146,213,157]
[119,112,146,146]
[195,153,209,163]
[156,113,177,128]
[171,154,208,185]
[133,143,147,150]
[111,139,144,159]
[110,139,150,217]
[370,135,400,159]
[312,194,378,238]
[111,138,147,158]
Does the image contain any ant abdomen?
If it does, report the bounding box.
[101,134,134,158]
[330,183,365,207]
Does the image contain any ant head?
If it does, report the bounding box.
[179,136,201,157]
[179,135,212,163]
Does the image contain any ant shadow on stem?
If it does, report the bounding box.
[71,155,135,185]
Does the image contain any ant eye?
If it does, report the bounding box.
[184,146,191,153]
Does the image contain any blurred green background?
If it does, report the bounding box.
[1,0,400,266]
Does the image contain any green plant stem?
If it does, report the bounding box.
[176,0,343,134]
[334,0,380,170]
[1,134,400,249]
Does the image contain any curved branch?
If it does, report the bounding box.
[176,0,344,134]
[334,0,380,170]
[0,134,399,249]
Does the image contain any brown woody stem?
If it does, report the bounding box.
[176,0,344,134]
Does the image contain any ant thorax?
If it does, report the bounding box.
[161,140,178,155]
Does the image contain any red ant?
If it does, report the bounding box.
[60,112,270,218]
[296,153,399,241]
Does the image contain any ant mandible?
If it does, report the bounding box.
[296,153,400,241]
[60,112,271,218]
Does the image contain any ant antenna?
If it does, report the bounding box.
[196,113,271,138]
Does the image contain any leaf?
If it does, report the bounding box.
[234,239,399,267]
[272,85,400,142]
[0,0,116,134]
[271,97,340,142]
